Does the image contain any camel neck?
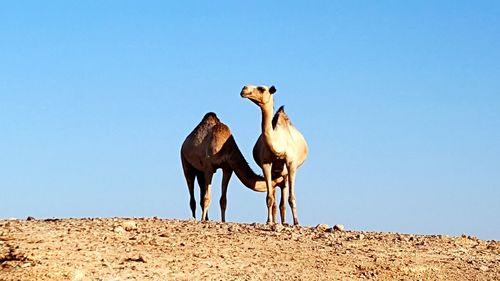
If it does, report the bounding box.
[260,101,283,155]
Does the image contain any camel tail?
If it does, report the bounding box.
[226,136,268,192]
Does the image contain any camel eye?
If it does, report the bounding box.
[257,86,265,92]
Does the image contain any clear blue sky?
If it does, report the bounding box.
[1,1,499,240]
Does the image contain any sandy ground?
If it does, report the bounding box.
[0,218,498,280]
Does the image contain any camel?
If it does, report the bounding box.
[240,85,308,225]
[180,112,281,222]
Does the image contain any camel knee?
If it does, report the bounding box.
[203,196,211,209]
[266,195,275,208]
[219,196,227,211]
[190,199,196,216]
[288,196,296,207]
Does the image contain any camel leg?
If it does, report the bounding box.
[262,163,274,224]
[196,173,208,220]
[220,168,232,222]
[287,164,299,225]
[201,172,214,222]
[279,177,288,224]
[271,186,277,223]
[181,157,197,219]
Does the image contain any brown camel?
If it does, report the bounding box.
[180,112,280,222]
[241,85,308,225]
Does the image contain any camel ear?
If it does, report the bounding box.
[269,85,276,94]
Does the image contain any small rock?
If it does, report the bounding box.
[228,224,240,232]
[72,270,85,281]
[487,243,498,250]
[123,221,138,231]
[479,265,489,272]
[318,233,330,239]
[415,241,426,246]
[272,224,284,232]
[357,234,365,240]
[331,224,345,232]
[125,254,148,263]
[315,224,329,232]
[26,216,35,221]
[114,226,125,234]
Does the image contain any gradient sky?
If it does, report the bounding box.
[1,1,499,240]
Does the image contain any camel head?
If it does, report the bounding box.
[240,85,276,107]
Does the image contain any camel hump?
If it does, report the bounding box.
[202,112,221,124]
[272,105,291,128]
[208,123,232,155]
[212,123,232,140]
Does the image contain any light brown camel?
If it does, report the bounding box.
[181,112,281,222]
[241,85,308,225]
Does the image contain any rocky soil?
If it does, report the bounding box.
[1,218,499,280]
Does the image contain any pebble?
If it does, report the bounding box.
[72,270,85,281]
[114,226,125,234]
[126,254,149,263]
[315,224,329,232]
[331,224,345,232]
[479,265,489,272]
[123,221,138,231]
[272,224,284,232]
[415,241,426,246]
[228,225,240,232]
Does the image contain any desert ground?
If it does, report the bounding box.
[0,218,498,280]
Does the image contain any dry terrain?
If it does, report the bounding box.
[1,218,498,280]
